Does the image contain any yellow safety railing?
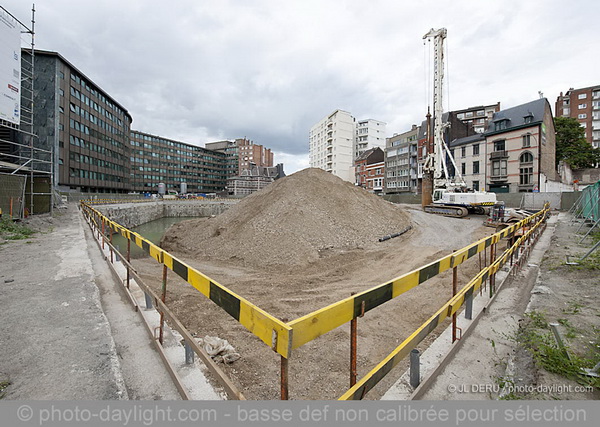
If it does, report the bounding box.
[80,200,549,399]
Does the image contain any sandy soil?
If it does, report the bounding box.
[133,204,492,400]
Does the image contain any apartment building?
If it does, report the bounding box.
[226,163,284,196]
[450,98,557,193]
[555,85,600,148]
[130,131,227,194]
[236,138,274,171]
[355,147,384,192]
[448,134,486,191]
[355,119,386,159]
[385,125,419,193]
[309,110,386,182]
[453,103,501,134]
[309,109,355,182]
[204,140,239,178]
[31,50,132,193]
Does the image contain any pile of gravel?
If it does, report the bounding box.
[161,168,410,267]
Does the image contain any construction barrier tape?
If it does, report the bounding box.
[81,203,292,357]
[338,204,549,400]
[80,201,548,363]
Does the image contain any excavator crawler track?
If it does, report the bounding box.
[424,204,469,218]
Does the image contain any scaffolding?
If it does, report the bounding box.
[0,4,53,218]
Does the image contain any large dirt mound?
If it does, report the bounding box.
[161,168,411,267]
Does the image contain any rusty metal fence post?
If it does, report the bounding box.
[109,225,114,263]
[159,259,168,345]
[489,242,496,298]
[281,356,289,400]
[350,292,358,387]
[452,251,459,343]
[126,239,131,289]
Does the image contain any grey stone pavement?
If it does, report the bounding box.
[0,204,179,400]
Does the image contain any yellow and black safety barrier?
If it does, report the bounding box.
[81,199,549,399]
[338,204,549,400]
[80,202,293,357]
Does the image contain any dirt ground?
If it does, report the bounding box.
[507,211,600,399]
[133,204,492,400]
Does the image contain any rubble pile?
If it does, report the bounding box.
[161,168,410,267]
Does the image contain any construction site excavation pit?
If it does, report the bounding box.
[128,168,492,400]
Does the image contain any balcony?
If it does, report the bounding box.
[490,150,508,160]
[490,174,508,182]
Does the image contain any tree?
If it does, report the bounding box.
[554,116,600,169]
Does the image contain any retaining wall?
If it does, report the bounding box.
[95,201,235,228]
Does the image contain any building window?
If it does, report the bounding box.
[472,144,480,155]
[494,121,507,131]
[578,113,587,119]
[579,104,587,109]
[473,161,480,174]
[522,134,531,147]
[473,180,480,191]
[461,163,466,175]
[461,147,466,157]
[494,140,505,151]
[520,167,533,185]
[578,93,587,99]
[492,160,507,177]
[520,152,534,164]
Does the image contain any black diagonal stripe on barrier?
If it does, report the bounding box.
[353,283,393,318]
[485,236,493,247]
[418,262,440,284]
[172,258,188,281]
[467,245,478,259]
[481,270,489,283]
[141,239,150,254]
[210,281,241,321]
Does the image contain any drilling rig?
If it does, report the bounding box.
[421,28,497,217]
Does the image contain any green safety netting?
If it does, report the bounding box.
[580,180,600,221]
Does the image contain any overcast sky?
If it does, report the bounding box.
[2,0,598,173]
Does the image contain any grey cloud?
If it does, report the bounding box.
[2,0,599,173]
